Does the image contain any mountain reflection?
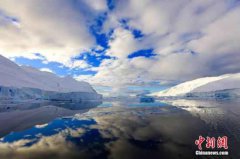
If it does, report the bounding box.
[0,100,102,137]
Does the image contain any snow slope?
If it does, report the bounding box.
[0,55,95,93]
[152,73,240,97]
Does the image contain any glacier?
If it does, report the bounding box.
[0,86,102,102]
[151,73,240,99]
[0,55,102,101]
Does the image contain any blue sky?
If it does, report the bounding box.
[0,0,240,96]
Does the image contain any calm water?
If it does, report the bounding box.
[0,99,240,159]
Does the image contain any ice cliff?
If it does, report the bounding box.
[0,55,102,101]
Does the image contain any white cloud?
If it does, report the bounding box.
[189,6,240,55]
[86,58,156,90]
[40,68,54,73]
[106,28,141,59]
[69,60,90,69]
[82,0,107,11]
[74,74,94,81]
[0,0,95,66]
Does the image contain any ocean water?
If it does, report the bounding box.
[0,99,239,159]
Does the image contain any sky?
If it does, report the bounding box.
[0,0,240,96]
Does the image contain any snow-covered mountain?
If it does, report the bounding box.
[0,55,95,93]
[151,73,240,98]
[0,55,102,100]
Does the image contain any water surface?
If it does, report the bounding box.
[0,99,239,159]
